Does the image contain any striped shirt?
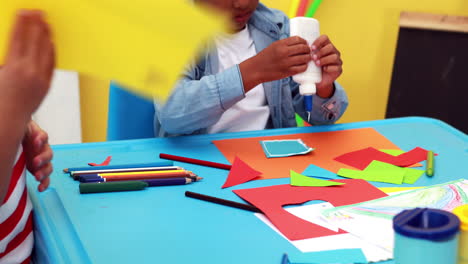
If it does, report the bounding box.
[0,146,33,264]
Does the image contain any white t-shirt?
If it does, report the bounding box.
[207,25,270,134]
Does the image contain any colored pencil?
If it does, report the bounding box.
[79,174,202,183]
[143,177,201,186]
[426,151,434,176]
[64,161,174,173]
[81,171,196,181]
[281,253,289,264]
[185,191,261,213]
[71,166,182,178]
[78,173,198,181]
[79,178,201,194]
[159,153,231,170]
[80,181,149,194]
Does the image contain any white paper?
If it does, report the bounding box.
[255,203,392,262]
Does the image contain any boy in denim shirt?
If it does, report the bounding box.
[155,0,348,136]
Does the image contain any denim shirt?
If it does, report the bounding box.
[154,3,348,137]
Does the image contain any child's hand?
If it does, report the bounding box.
[311,35,343,98]
[240,36,312,91]
[23,121,53,192]
[0,10,55,117]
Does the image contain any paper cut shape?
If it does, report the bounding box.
[335,147,433,170]
[260,139,314,158]
[380,149,423,167]
[222,157,262,188]
[290,170,344,187]
[233,179,387,240]
[88,156,112,167]
[255,203,392,262]
[379,149,404,156]
[213,128,400,180]
[301,164,338,180]
[0,0,224,99]
[288,248,367,264]
[337,160,425,185]
[322,179,468,253]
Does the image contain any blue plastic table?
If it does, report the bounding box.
[27,117,468,264]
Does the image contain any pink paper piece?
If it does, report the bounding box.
[222,157,262,188]
[234,179,387,240]
[334,147,433,170]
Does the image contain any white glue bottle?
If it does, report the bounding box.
[290,17,321,123]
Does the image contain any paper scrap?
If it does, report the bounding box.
[260,139,314,158]
[213,128,401,180]
[255,203,393,263]
[233,179,387,240]
[334,147,433,170]
[337,160,425,185]
[301,164,339,180]
[222,157,262,188]
[380,149,423,167]
[88,156,112,166]
[290,170,344,187]
[322,179,468,253]
[0,0,224,99]
[288,248,367,264]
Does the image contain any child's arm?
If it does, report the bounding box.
[239,36,312,92]
[157,61,246,135]
[291,35,349,125]
[0,10,55,202]
[23,121,53,192]
[157,36,313,135]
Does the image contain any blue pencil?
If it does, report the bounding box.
[64,161,174,173]
[281,253,289,264]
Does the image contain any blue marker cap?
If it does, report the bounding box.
[393,208,460,241]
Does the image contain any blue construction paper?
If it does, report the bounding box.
[302,164,340,180]
[260,139,314,158]
[288,248,367,264]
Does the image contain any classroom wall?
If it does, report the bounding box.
[78,0,468,142]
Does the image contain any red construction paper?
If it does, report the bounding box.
[213,128,400,179]
[222,157,262,188]
[334,147,434,170]
[88,156,112,166]
[234,179,387,240]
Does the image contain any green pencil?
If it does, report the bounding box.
[426,151,434,176]
[79,181,148,194]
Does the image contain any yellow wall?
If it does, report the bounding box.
[79,0,468,142]
[79,74,109,142]
[263,0,468,123]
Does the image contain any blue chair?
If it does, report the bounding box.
[106,82,155,140]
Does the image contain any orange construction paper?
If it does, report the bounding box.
[334,147,434,170]
[212,128,400,180]
[222,157,262,188]
[234,179,388,240]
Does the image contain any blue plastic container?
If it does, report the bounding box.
[393,208,460,264]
